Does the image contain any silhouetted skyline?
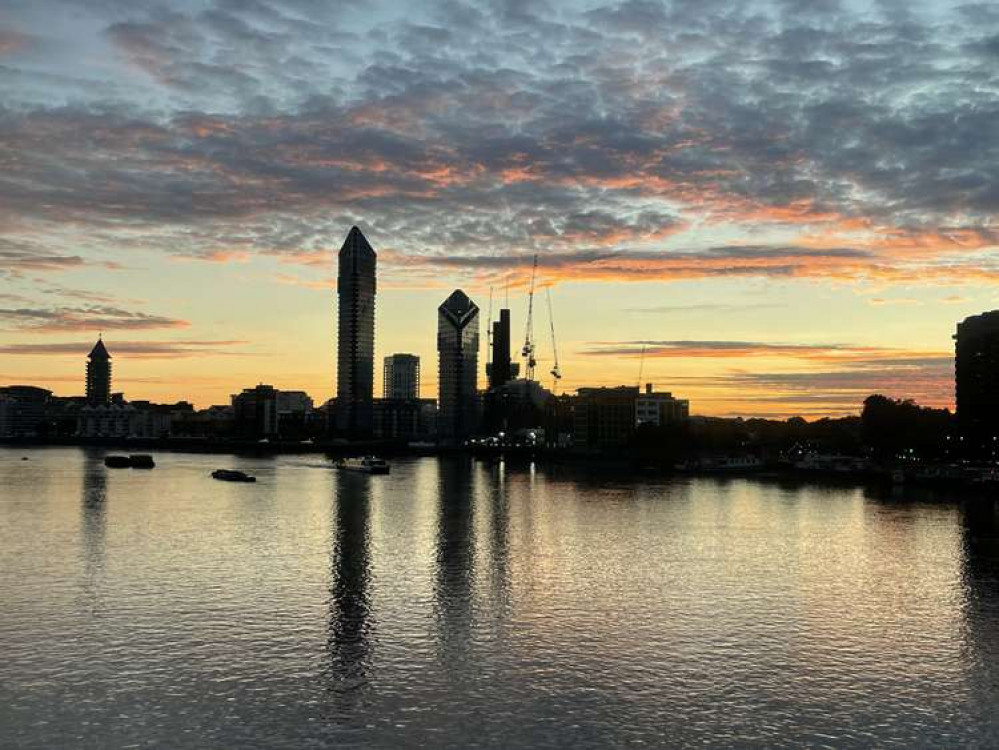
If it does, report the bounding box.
[0,1,993,416]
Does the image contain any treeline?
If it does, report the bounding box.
[629,394,956,467]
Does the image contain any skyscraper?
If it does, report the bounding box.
[335,226,376,437]
[438,289,480,442]
[955,310,999,453]
[383,353,420,400]
[86,338,111,405]
[486,308,518,390]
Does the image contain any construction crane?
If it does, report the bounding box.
[636,344,647,389]
[521,254,539,381]
[546,288,562,394]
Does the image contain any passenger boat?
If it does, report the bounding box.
[128,454,155,469]
[211,469,257,483]
[104,455,131,468]
[336,456,390,475]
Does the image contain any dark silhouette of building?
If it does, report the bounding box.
[573,386,640,451]
[482,378,553,438]
[635,383,690,427]
[86,338,111,405]
[438,289,480,443]
[373,397,437,440]
[486,308,519,389]
[0,386,51,437]
[383,353,420,400]
[335,226,376,437]
[955,311,999,454]
[232,384,279,439]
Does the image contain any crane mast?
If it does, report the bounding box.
[546,287,562,394]
[521,254,538,381]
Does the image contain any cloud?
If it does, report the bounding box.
[0,339,249,358]
[0,305,190,332]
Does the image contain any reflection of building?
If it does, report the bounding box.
[86,338,112,405]
[438,289,480,442]
[232,384,279,439]
[0,385,51,437]
[325,472,373,704]
[955,311,999,453]
[335,226,377,437]
[383,354,420,400]
[636,384,690,427]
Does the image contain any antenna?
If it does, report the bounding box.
[521,254,538,381]
[637,344,646,390]
[546,287,562,394]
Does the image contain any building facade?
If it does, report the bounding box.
[232,384,279,439]
[335,226,376,437]
[86,338,112,405]
[635,384,690,427]
[383,354,420,400]
[486,308,519,389]
[437,289,480,442]
[0,386,51,437]
[573,386,640,451]
[955,311,999,453]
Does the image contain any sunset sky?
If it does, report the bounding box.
[1,0,997,417]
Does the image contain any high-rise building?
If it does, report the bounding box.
[383,354,420,400]
[86,338,111,405]
[438,289,480,442]
[486,308,519,389]
[335,226,376,437]
[955,311,999,452]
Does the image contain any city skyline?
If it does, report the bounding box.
[2,1,996,416]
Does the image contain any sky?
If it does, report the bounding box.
[1,0,997,417]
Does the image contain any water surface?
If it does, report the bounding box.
[1,447,998,748]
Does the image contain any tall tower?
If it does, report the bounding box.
[383,353,420,400]
[335,226,376,437]
[486,308,517,389]
[86,338,111,405]
[438,289,480,442]
[955,310,999,454]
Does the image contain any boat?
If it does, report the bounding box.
[104,455,131,468]
[211,469,257,483]
[128,454,155,469]
[337,456,390,475]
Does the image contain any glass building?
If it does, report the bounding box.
[437,289,479,442]
[383,353,420,400]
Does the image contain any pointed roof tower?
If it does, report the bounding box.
[439,289,478,328]
[89,338,110,360]
[339,225,376,258]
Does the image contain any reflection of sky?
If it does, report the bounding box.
[1,0,995,415]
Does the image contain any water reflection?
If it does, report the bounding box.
[434,457,477,668]
[961,499,999,717]
[324,471,373,710]
[80,450,107,612]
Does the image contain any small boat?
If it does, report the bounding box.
[337,456,390,475]
[129,454,155,469]
[212,469,257,483]
[104,455,131,468]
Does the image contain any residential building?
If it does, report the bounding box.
[86,338,112,405]
[335,226,377,437]
[573,386,640,451]
[635,383,690,427]
[438,289,480,442]
[383,354,420,400]
[232,384,279,439]
[955,311,999,453]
